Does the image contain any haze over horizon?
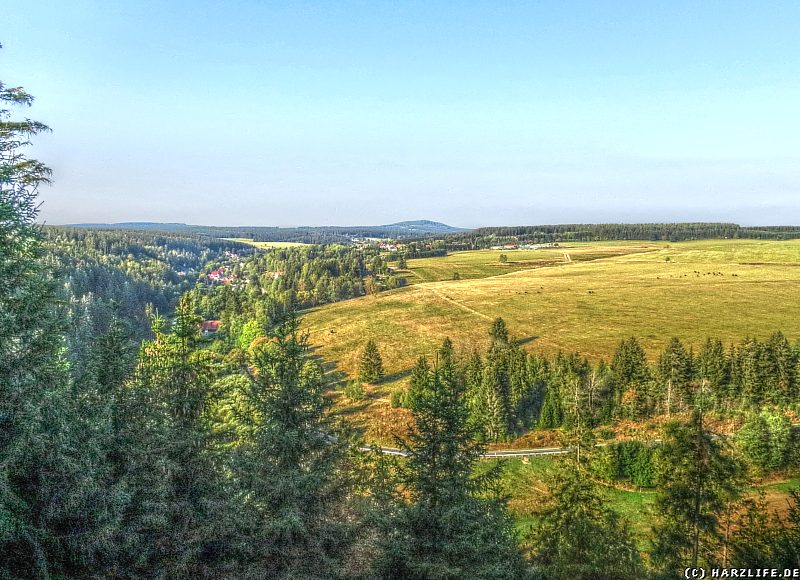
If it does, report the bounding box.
[4,1,800,227]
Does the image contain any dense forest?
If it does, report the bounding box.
[6,66,800,579]
[44,227,254,338]
[444,222,800,248]
[44,227,412,361]
[72,219,463,244]
[389,320,800,444]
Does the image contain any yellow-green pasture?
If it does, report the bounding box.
[403,242,656,283]
[304,239,800,391]
[222,237,310,249]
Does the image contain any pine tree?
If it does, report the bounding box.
[122,296,227,576]
[406,355,432,411]
[489,316,509,344]
[374,339,526,579]
[763,331,797,405]
[652,410,744,575]
[480,353,510,441]
[0,57,115,577]
[657,337,691,417]
[697,338,729,411]
[531,456,644,580]
[610,337,651,419]
[359,339,385,383]
[235,313,356,578]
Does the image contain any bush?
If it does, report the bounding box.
[738,410,793,471]
[390,388,406,408]
[593,441,659,488]
[344,380,365,401]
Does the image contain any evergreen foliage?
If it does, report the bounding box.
[233,314,357,578]
[652,411,744,574]
[531,457,645,580]
[359,339,385,383]
[373,340,526,579]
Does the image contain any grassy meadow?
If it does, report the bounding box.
[403,243,653,283]
[304,239,800,442]
[222,237,310,248]
[307,239,800,377]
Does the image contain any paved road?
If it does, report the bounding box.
[358,444,571,459]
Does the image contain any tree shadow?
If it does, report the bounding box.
[514,335,539,347]
[379,368,413,384]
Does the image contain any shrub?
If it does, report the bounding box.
[344,380,365,401]
[390,388,406,408]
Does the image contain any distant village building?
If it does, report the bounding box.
[202,320,221,335]
[207,267,237,284]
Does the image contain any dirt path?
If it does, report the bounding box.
[424,285,493,321]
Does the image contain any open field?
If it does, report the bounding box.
[305,239,800,402]
[403,242,655,283]
[222,237,310,248]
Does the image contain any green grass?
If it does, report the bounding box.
[495,457,800,552]
[403,242,656,283]
[491,456,656,547]
[305,239,800,379]
[222,237,310,248]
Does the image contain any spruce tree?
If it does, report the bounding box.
[657,337,691,417]
[374,339,526,579]
[531,455,644,580]
[0,56,114,577]
[697,338,729,411]
[235,313,356,578]
[121,296,227,576]
[652,410,744,575]
[359,339,385,383]
[610,337,651,419]
[489,316,509,344]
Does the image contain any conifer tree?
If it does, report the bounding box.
[235,313,356,578]
[657,337,691,417]
[0,56,114,577]
[763,331,797,405]
[359,339,385,383]
[610,337,651,419]
[406,355,432,411]
[652,410,744,575]
[480,353,511,440]
[489,316,509,344]
[697,338,729,410]
[374,339,526,579]
[531,454,644,580]
[121,296,227,576]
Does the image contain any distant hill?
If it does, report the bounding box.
[64,220,467,244]
[69,221,195,231]
[378,220,465,235]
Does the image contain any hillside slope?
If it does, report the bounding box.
[302,239,800,385]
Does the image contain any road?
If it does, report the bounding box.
[358,444,571,459]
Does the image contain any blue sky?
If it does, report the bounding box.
[3,1,799,227]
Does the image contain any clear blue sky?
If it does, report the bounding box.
[3,0,799,227]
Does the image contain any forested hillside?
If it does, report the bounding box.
[71,219,464,244]
[45,227,254,327]
[445,222,800,249]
